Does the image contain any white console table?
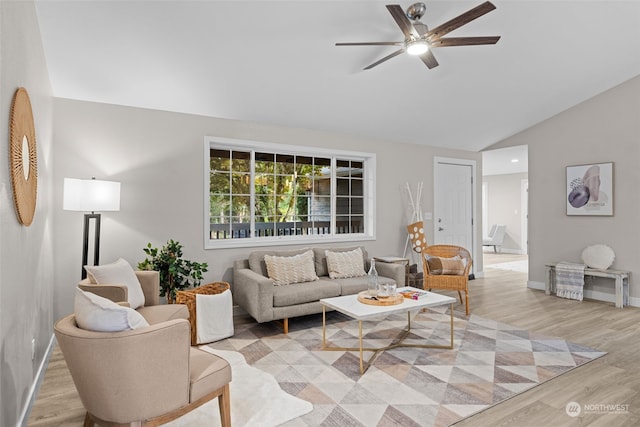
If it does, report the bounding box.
[545,263,630,308]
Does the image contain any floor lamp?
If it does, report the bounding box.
[63,178,121,279]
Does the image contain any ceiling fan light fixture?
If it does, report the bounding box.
[406,40,429,56]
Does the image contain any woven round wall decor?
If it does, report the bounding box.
[9,87,38,226]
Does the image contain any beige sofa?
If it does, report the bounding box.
[233,246,405,333]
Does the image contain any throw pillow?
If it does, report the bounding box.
[426,255,466,275]
[74,288,149,332]
[264,250,319,286]
[325,248,367,279]
[85,258,146,309]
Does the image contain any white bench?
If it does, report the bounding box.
[545,263,630,308]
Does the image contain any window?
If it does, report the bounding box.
[204,137,375,248]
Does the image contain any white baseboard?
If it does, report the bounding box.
[528,280,639,308]
[528,280,545,290]
[19,334,56,427]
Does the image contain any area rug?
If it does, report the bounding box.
[207,307,605,427]
[486,260,528,273]
[165,349,313,426]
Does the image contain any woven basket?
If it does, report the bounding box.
[176,282,230,345]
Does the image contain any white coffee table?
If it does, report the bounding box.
[320,287,456,374]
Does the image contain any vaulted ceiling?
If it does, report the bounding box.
[35,1,640,152]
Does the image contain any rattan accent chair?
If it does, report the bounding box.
[422,245,473,315]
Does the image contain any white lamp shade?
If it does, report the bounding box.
[63,178,121,212]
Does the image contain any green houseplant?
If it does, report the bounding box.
[138,240,208,303]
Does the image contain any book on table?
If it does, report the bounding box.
[397,287,429,300]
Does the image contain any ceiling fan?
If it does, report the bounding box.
[336,1,500,70]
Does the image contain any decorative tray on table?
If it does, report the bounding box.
[357,291,404,306]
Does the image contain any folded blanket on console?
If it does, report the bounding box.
[555,262,585,301]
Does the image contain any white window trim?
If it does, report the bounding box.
[204,136,376,249]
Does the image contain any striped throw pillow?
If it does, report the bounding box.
[264,250,319,286]
[426,255,466,275]
[325,248,367,279]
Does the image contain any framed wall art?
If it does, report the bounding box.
[566,162,613,216]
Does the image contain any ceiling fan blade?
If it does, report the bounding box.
[431,36,501,47]
[386,4,420,39]
[420,50,439,69]
[336,42,403,46]
[426,1,497,40]
[364,48,405,70]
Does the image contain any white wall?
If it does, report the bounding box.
[52,99,483,319]
[488,75,640,301]
[0,1,54,426]
[483,172,528,253]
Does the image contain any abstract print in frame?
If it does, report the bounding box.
[566,162,613,216]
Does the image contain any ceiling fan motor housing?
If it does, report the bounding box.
[406,2,426,21]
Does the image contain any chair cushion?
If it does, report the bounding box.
[74,287,149,332]
[325,248,367,279]
[136,304,189,325]
[189,347,232,402]
[426,255,466,275]
[85,258,146,309]
[264,250,319,286]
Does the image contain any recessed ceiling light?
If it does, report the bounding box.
[511,159,519,163]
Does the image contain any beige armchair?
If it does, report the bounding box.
[79,270,188,324]
[54,313,231,426]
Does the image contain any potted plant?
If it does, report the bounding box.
[138,239,208,303]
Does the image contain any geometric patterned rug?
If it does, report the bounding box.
[206,307,606,426]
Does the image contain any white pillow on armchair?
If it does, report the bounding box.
[84,258,146,309]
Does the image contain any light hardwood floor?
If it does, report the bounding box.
[28,265,640,426]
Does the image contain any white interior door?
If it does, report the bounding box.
[434,158,475,266]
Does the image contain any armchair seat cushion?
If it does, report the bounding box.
[189,348,232,402]
[273,279,340,307]
[137,304,188,325]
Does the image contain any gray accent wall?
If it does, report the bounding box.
[0,1,54,426]
[487,75,640,302]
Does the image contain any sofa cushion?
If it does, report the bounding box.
[264,250,319,286]
[335,275,396,296]
[313,246,369,278]
[325,248,367,279]
[426,255,466,275]
[248,248,311,276]
[273,279,340,307]
[84,258,146,309]
[74,287,149,332]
